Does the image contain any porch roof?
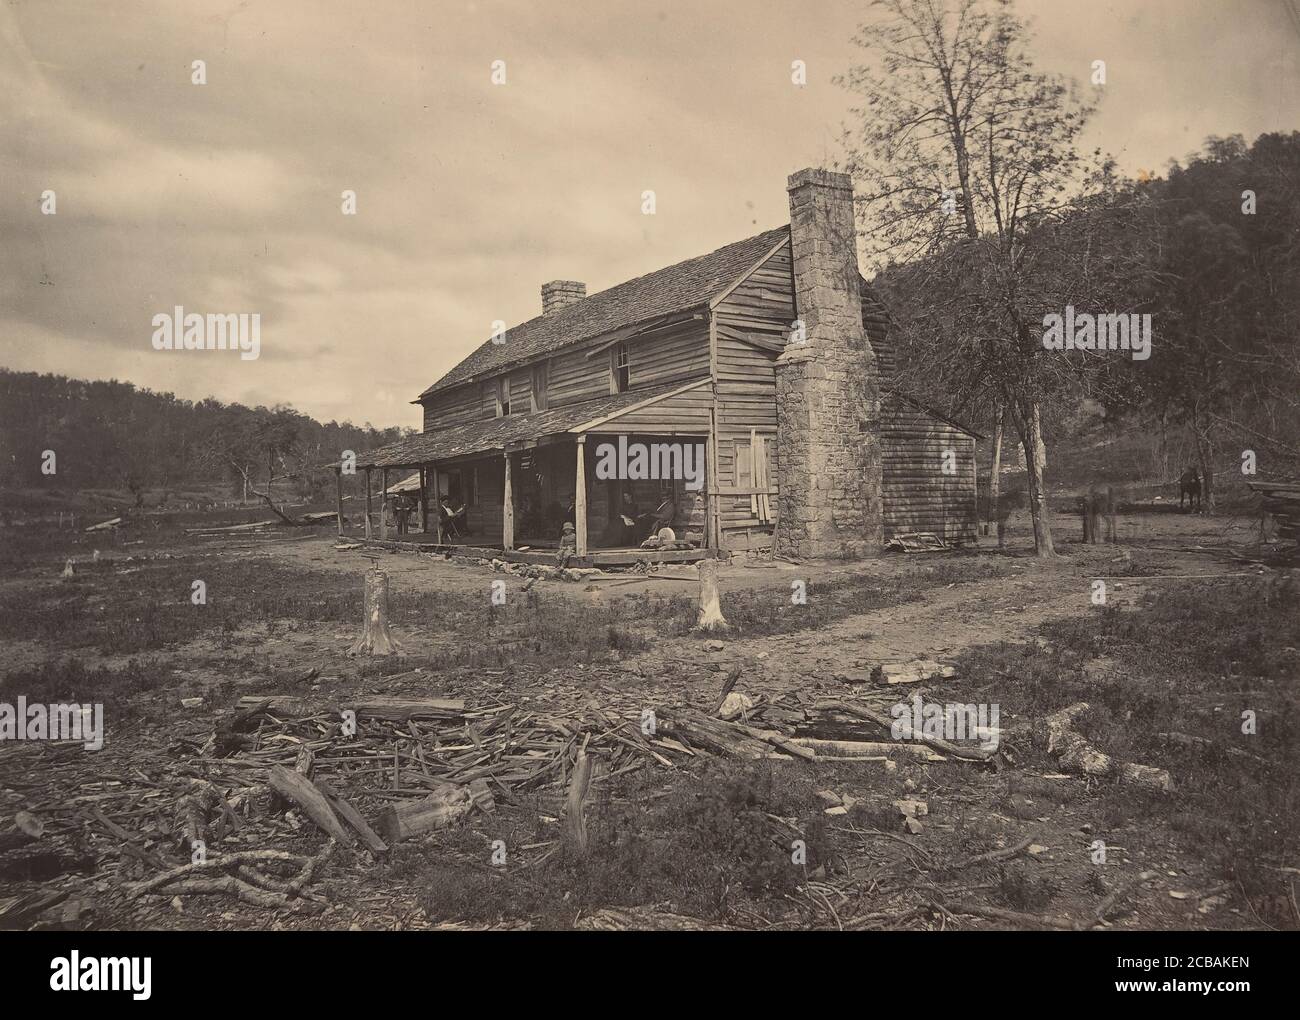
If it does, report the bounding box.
[351,381,694,469]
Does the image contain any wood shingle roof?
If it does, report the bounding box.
[418,225,790,399]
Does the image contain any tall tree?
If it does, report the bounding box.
[839,0,1101,556]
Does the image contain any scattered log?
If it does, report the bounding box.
[873,660,956,685]
[313,778,389,854]
[349,568,402,656]
[348,696,466,721]
[0,890,70,930]
[232,695,319,719]
[695,558,729,631]
[1046,703,1174,792]
[729,722,817,761]
[789,737,944,762]
[575,907,736,931]
[267,765,355,845]
[816,700,997,763]
[655,707,777,759]
[375,782,476,843]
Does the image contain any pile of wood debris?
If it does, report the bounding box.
[1,666,1024,928]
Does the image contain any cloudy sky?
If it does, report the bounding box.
[2,0,1297,429]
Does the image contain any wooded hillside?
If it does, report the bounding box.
[0,370,412,505]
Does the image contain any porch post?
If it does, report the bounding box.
[431,463,443,543]
[364,468,373,539]
[502,451,514,550]
[334,467,344,537]
[706,433,720,549]
[575,436,588,557]
[379,468,389,539]
[419,465,429,533]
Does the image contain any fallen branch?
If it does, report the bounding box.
[936,836,1037,872]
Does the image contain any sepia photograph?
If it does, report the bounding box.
[0,0,1296,993]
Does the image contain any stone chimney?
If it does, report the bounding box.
[541,280,586,316]
[773,168,882,559]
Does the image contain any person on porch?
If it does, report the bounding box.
[557,521,577,568]
[637,485,677,543]
[439,497,467,539]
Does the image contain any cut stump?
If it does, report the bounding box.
[695,558,728,631]
[349,568,402,656]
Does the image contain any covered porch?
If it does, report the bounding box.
[336,381,721,564]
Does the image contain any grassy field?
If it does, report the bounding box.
[0,508,1296,930]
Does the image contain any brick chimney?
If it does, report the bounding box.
[541,280,586,315]
[773,168,882,559]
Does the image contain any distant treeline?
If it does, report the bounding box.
[875,133,1300,503]
[0,370,412,504]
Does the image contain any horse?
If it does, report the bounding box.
[1178,466,1202,512]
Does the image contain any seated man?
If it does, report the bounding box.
[439,499,467,539]
[636,487,677,543]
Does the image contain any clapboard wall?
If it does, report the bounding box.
[881,395,978,544]
[710,242,791,551]
[422,317,711,431]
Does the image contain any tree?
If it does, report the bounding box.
[1126,134,1300,506]
[839,0,1103,556]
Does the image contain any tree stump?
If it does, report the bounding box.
[349,568,402,656]
[695,558,729,631]
[564,749,593,854]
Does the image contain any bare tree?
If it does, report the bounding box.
[839,0,1102,556]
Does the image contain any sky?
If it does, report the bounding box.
[2,0,1297,430]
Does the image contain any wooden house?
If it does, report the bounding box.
[349,168,979,561]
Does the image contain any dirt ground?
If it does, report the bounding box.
[0,506,1295,931]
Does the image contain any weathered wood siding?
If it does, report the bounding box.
[587,383,713,435]
[421,382,483,431]
[715,334,779,549]
[629,318,711,387]
[861,288,897,383]
[711,242,791,551]
[714,241,794,340]
[881,398,978,544]
[548,342,610,406]
[421,318,711,430]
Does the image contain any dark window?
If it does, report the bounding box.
[532,362,548,411]
[612,342,629,393]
